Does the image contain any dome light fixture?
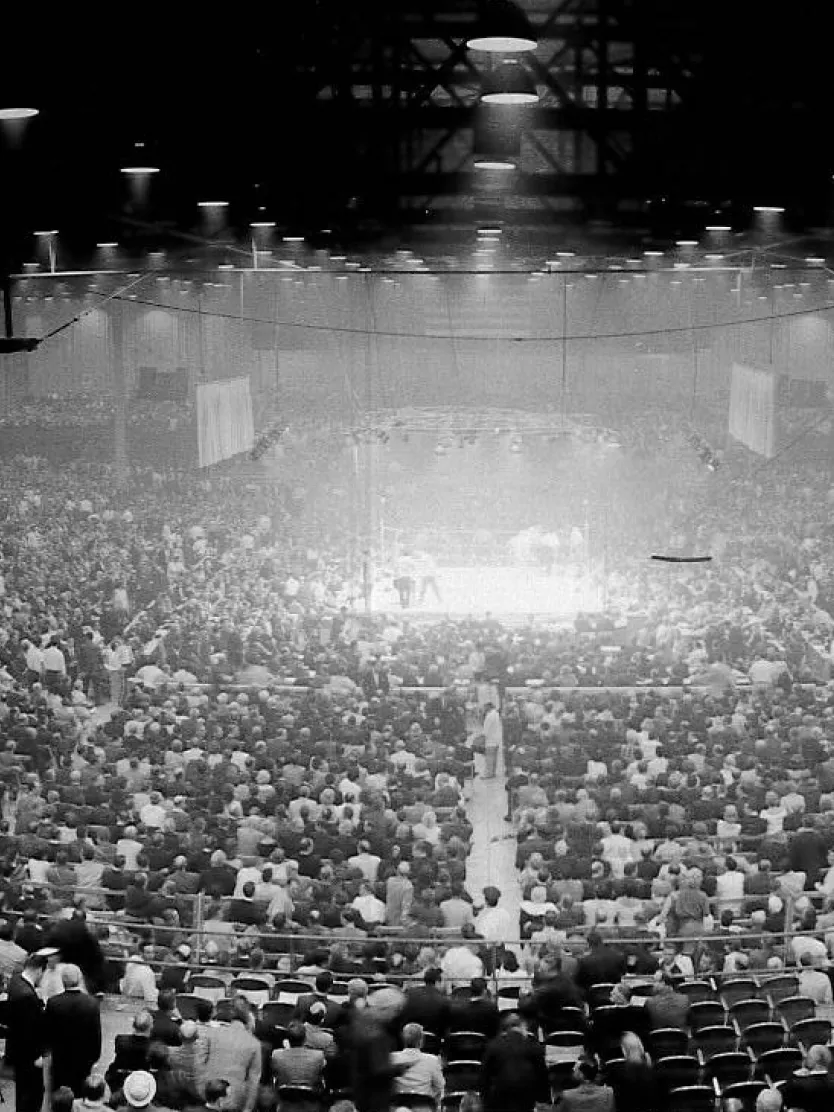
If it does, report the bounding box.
[0,107,38,120]
[121,141,160,174]
[473,111,521,170]
[467,0,537,53]
[481,60,538,105]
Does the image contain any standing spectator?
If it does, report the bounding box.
[201,996,262,1112]
[103,636,132,706]
[480,1013,549,1112]
[348,987,407,1112]
[4,951,47,1112]
[483,702,502,779]
[385,862,414,927]
[0,918,28,977]
[401,968,450,1038]
[44,964,102,1096]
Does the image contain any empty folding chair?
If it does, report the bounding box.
[187,974,227,1003]
[754,1047,803,1084]
[649,1028,690,1060]
[760,974,798,1005]
[666,1084,716,1112]
[694,1025,738,1059]
[730,999,771,1032]
[444,1061,482,1096]
[690,1001,727,1031]
[704,1052,752,1087]
[790,1017,832,1049]
[719,1080,766,1112]
[721,979,761,1009]
[656,1055,701,1091]
[679,980,718,1005]
[445,1031,487,1063]
[776,996,816,1028]
[273,979,316,996]
[741,1023,785,1056]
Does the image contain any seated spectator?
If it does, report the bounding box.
[391,1022,445,1110]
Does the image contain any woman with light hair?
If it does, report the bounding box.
[609,1031,660,1112]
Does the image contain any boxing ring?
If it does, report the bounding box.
[368,561,603,621]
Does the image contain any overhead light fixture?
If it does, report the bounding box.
[218,263,235,270]
[250,221,276,228]
[477,227,502,236]
[121,140,160,174]
[676,239,698,247]
[0,107,38,120]
[96,242,118,249]
[643,250,664,257]
[283,235,305,243]
[473,112,521,169]
[33,229,58,237]
[467,0,537,53]
[481,60,538,105]
[753,206,784,214]
[705,225,731,232]
[198,200,229,208]
[805,256,825,264]
[556,251,575,258]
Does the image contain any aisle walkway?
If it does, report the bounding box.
[464,751,521,942]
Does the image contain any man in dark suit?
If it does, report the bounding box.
[576,931,626,993]
[447,978,500,1040]
[401,967,450,1038]
[270,1022,326,1090]
[644,975,691,1031]
[480,1013,549,1112]
[781,1045,834,1112]
[150,988,183,1047]
[4,951,48,1112]
[105,1010,155,1091]
[294,970,343,1028]
[45,963,103,1095]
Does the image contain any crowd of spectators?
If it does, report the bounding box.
[2,418,834,1112]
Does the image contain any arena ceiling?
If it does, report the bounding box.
[1,1,832,274]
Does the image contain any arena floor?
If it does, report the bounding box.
[370,565,602,619]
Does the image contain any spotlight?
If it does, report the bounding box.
[466,0,537,53]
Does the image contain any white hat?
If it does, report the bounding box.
[123,1071,157,1108]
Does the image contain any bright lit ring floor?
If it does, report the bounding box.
[369,564,603,620]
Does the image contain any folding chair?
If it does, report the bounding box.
[719,1080,766,1112]
[704,1051,752,1087]
[790,1017,832,1049]
[666,1084,716,1112]
[444,1031,487,1063]
[721,979,761,1009]
[729,999,771,1032]
[679,980,718,1004]
[760,974,798,1005]
[649,1027,690,1059]
[754,1047,802,1084]
[741,1022,785,1056]
[656,1055,701,1091]
[776,996,815,1027]
[690,1001,727,1031]
[694,1025,738,1059]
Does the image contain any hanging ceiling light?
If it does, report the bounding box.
[0,107,38,120]
[120,141,160,174]
[473,111,522,170]
[467,0,537,53]
[481,60,538,105]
